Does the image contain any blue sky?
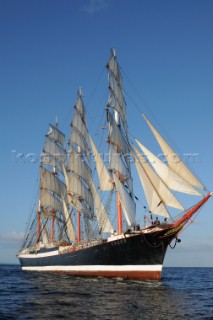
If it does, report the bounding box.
[0,0,213,266]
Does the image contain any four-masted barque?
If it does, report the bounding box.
[18,49,212,280]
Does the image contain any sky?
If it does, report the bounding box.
[0,0,213,266]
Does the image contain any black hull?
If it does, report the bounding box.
[19,233,173,280]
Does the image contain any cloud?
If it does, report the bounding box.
[0,231,25,242]
[83,0,108,14]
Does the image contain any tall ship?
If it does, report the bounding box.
[18,49,212,280]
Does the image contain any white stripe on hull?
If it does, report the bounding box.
[22,265,162,272]
[21,264,163,280]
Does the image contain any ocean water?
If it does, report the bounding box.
[0,265,212,320]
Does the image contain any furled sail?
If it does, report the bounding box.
[142,114,205,190]
[136,140,202,196]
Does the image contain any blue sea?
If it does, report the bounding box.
[0,265,212,319]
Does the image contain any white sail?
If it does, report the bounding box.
[62,163,69,191]
[47,124,66,150]
[75,88,85,118]
[44,136,66,163]
[108,92,126,127]
[142,114,205,190]
[67,89,96,219]
[109,144,130,179]
[107,50,126,109]
[69,128,90,161]
[40,167,67,198]
[41,153,63,174]
[126,176,134,196]
[133,145,184,211]
[62,162,93,218]
[90,180,114,233]
[108,74,126,114]
[113,173,136,226]
[68,145,91,185]
[89,135,113,191]
[71,109,90,146]
[107,49,128,134]
[40,189,64,214]
[107,49,135,225]
[62,198,76,242]
[136,140,202,196]
[107,49,123,85]
[69,173,94,210]
[108,111,129,156]
[132,149,170,217]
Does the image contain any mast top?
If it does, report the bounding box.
[78,87,83,97]
[111,48,116,58]
[55,116,58,128]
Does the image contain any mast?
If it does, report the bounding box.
[116,145,122,234]
[37,201,41,243]
[39,122,71,245]
[78,211,81,244]
[50,118,58,244]
[67,88,115,241]
[51,216,55,243]
[67,89,94,245]
[106,48,136,233]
